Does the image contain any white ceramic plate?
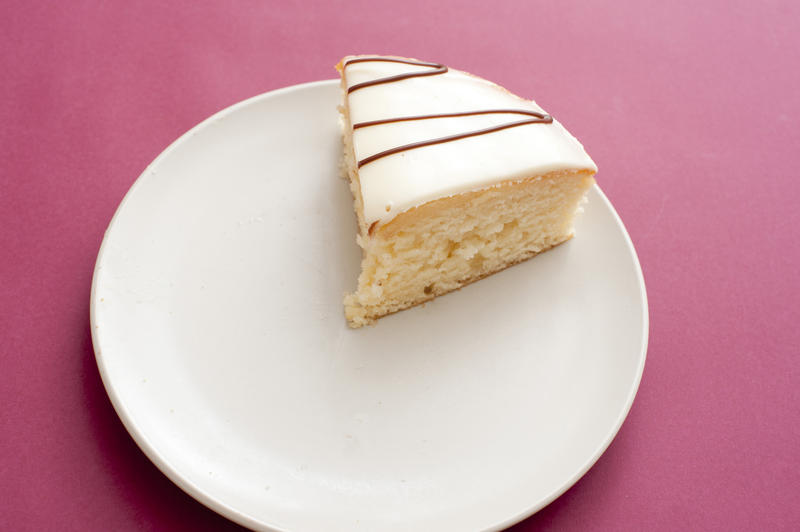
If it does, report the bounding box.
[91,80,648,532]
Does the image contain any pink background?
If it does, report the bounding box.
[2,1,799,530]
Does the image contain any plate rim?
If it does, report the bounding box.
[492,182,649,530]
[90,79,649,532]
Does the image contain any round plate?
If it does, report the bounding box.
[91,80,648,531]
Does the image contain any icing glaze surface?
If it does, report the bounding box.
[341,56,597,226]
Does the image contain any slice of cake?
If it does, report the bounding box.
[337,55,597,328]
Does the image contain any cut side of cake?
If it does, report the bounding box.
[337,55,597,328]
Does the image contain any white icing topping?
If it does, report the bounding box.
[343,56,597,226]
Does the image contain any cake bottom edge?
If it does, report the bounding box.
[343,235,571,328]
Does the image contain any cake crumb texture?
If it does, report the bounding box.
[344,169,594,327]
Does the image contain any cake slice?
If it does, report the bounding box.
[337,55,597,328]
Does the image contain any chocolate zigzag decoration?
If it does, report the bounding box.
[343,58,553,168]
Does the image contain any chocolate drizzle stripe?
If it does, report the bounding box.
[357,115,553,168]
[353,109,551,130]
[344,57,447,94]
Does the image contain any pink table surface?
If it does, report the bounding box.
[2,1,799,530]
